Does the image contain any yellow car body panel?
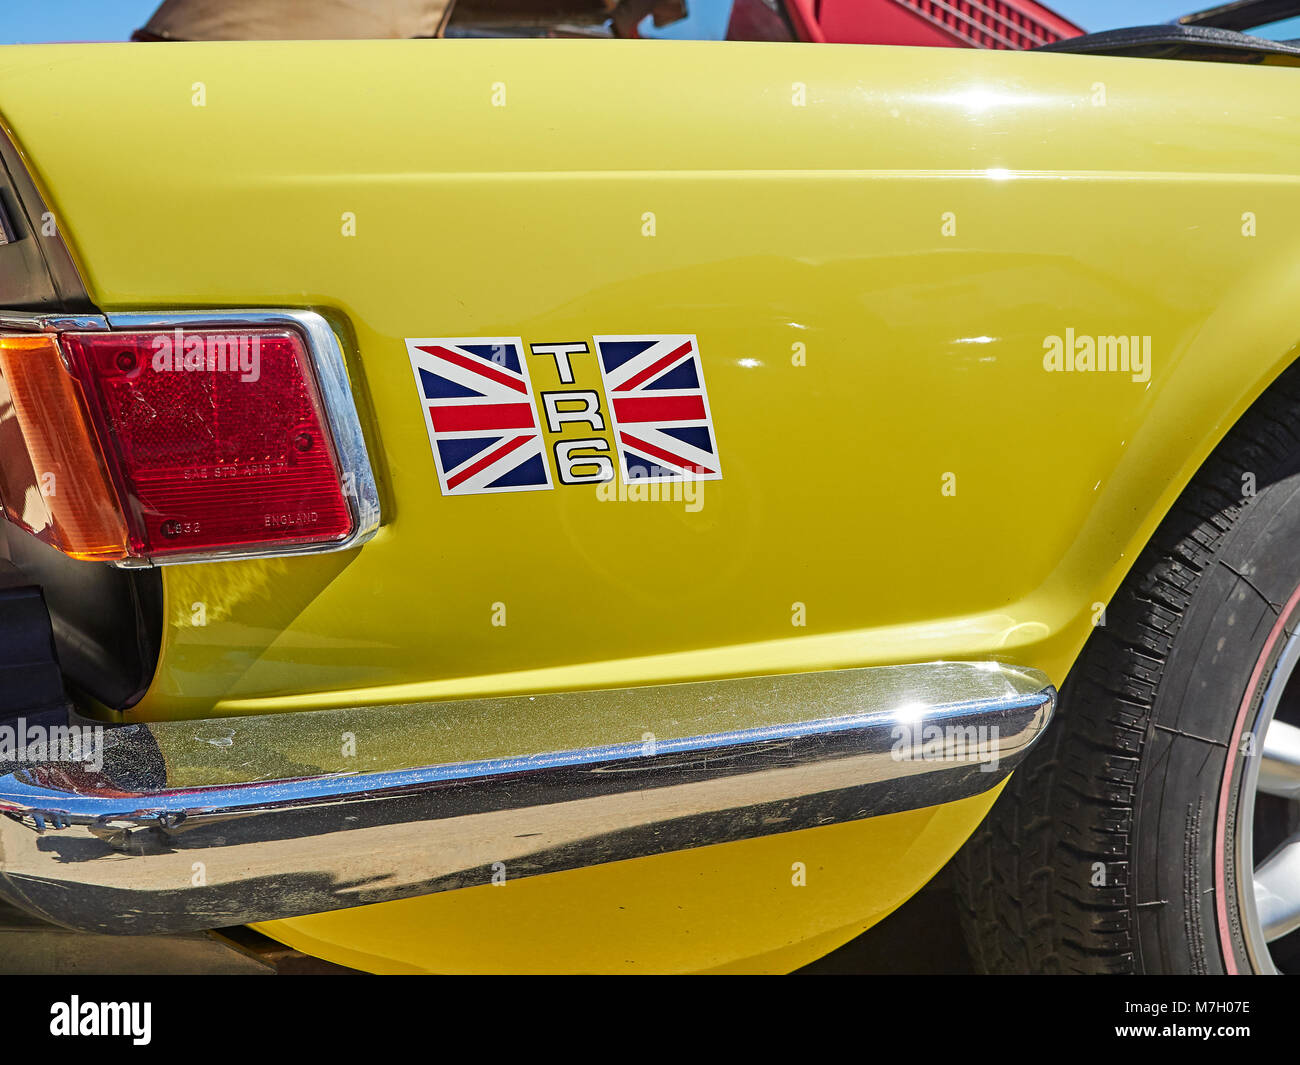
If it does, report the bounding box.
[1,39,1298,971]
[252,791,1002,974]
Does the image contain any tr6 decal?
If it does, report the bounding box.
[406,334,722,496]
[406,338,553,496]
[593,335,722,484]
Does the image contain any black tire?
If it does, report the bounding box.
[956,362,1300,974]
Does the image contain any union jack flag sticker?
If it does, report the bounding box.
[406,337,553,497]
[593,334,722,483]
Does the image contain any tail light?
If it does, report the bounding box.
[0,334,129,560]
[0,312,379,565]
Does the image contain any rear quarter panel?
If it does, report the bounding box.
[2,39,1298,970]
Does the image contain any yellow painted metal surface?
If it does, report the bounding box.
[253,789,1003,974]
[1,38,1298,971]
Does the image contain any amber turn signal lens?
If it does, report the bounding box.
[0,334,130,560]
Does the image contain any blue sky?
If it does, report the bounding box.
[1055,0,1300,36]
[3,0,1298,45]
[6,0,159,44]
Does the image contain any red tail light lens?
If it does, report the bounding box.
[59,329,355,560]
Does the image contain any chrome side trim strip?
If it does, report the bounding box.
[105,309,380,566]
[0,661,1055,934]
[0,311,109,332]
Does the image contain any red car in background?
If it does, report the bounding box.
[135,0,1084,50]
[779,0,1081,49]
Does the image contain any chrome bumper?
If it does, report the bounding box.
[0,662,1054,934]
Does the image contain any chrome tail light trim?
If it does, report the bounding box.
[0,307,381,565]
[104,309,381,566]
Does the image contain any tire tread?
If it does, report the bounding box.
[955,368,1300,973]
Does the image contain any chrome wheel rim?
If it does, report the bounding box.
[1237,628,1300,974]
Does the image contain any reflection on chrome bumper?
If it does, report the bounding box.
[0,662,1054,934]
